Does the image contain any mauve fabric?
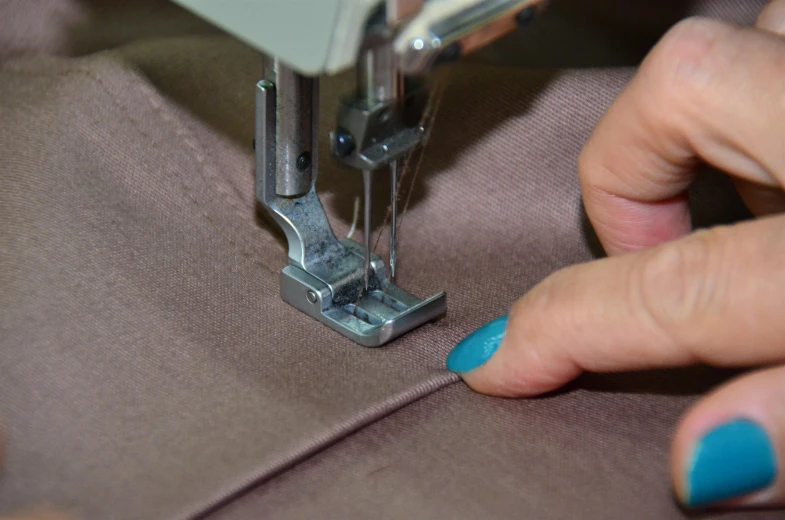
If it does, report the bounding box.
[0,1,775,519]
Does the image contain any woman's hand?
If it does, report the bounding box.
[447,0,785,509]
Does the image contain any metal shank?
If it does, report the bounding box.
[255,59,445,347]
[263,58,314,197]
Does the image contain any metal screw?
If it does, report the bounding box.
[515,6,536,26]
[306,290,318,304]
[296,152,311,172]
[333,129,356,157]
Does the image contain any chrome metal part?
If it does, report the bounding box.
[280,241,446,348]
[359,42,398,104]
[255,62,445,348]
[397,0,546,74]
[362,169,373,292]
[389,159,398,281]
[331,37,426,172]
[263,58,315,197]
[330,115,424,171]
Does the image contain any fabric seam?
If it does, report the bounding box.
[189,375,461,520]
[4,63,282,273]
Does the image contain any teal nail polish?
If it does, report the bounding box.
[686,419,777,507]
[446,316,508,373]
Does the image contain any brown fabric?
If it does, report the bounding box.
[0,1,772,519]
[210,383,785,520]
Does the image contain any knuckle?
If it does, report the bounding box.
[645,17,735,107]
[757,0,785,34]
[633,228,730,339]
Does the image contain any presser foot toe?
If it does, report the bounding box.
[280,240,446,347]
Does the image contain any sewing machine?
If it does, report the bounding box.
[171,0,546,346]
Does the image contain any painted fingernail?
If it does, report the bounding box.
[686,418,777,507]
[446,316,508,373]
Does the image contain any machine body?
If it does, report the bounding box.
[172,0,547,346]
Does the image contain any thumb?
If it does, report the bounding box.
[446,215,785,397]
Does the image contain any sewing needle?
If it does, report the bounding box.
[389,160,398,282]
[362,169,372,293]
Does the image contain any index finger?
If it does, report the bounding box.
[579,17,785,256]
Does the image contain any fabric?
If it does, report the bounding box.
[0,1,773,519]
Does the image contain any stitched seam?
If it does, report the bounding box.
[188,374,462,520]
[5,65,280,273]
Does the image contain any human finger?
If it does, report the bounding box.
[447,215,785,397]
[578,17,785,255]
[671,365,785,508]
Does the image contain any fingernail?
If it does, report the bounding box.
[686,418,777,507]
[446,316,508,373]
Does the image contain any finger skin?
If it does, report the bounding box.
[462,215,785,397]
[672,365,785,507]
[578,17,785,256]
[758,0,785,34]
[733,0,785,216]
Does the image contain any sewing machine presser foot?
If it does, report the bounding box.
[255,62,445,347]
